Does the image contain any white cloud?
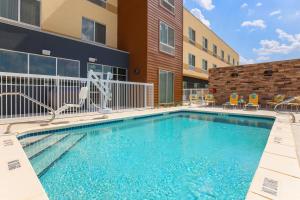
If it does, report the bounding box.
[241,3,248,8]
[269,10,281,16]
[190,8,211,27]
[193,0,215,11]
[241,19,266,29]
[253,29,300,55]
[240,56,255,64]
[256,2,262,7]
[257,56,270,61]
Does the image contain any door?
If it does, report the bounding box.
[159,70,174,104]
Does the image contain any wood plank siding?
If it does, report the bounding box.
[118,0,183,105]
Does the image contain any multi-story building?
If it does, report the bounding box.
[0,0,128,80]
[118,0,183,105]
[183,8,239,89]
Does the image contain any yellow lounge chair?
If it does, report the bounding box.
[189,94,199,105]
[287,96,300,112]
[223,93,239,109]
[266,94,285,109]
[205,94,216,106]
[245,93,260,110]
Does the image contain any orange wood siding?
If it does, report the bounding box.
[118,0,183,105]
[147,0,183,104]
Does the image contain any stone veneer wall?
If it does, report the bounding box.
[209,59,300,105]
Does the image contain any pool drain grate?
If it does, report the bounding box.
[262,177,278,196]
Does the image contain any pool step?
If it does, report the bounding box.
[30,133,86,177]
[23,134,69,159]
[20,134,51,148]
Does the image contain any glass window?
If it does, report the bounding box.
[202,59,208,71]
[0,0,18,21]
[228,55,231,63]
[95,22,106,44]
[188,27,196,44]
[29,55,56,75]
[188,53,195,70]
[118,68,127,76]
[202,37,208,50]
[221,50,225,60]
[87,0,107,8]
[87,63,102,73]
[213,44,217,56]
[82,18,106,44]
[159,70,174,104]
[0,50,27,73]
[82,18,95,42]
[20,0,40,26]
[57,59,80,77]
[160,22,175,48]
[233,58,235,65]
[160,0,175,13]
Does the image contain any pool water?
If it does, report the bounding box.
[20,112,274,200]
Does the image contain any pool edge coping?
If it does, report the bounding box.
[0,107,299,200]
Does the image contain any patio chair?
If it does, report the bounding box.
[286,96,300,112]
[245,93,260,110]
[266,94,285,109]
[205,94,216,106]
[189,94,200,105]
[223,93,239,109]
[54,87,89,115]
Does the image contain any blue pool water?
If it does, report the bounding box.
[20,112,274,200]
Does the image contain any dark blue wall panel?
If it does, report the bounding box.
[0,22,129,77]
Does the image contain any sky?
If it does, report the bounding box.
[183,0,300,64]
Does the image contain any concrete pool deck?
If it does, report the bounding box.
[0,107,299,200]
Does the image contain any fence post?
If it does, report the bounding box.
[56,77,60,111]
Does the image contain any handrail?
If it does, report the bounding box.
[0,92,56,134]
[274,97,296,123]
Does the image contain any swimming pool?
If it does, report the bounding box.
[19,111,274,199]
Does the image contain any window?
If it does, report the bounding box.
[183,81,187,89]
[159,21,175,55]
[221,50,225,61]
[228,55,231,64]
[0,49,27,73]
[57,59,80,77]
[160,0,175,13]
[87,0,107,8]
[159,70,174,104]
[202,37,208,51]
[233,58,235,66]
[29,54,56,76]
[237,61,239,66]
[188,54,195,70]
[0,0,40,26]
[188,27,196,44]
[213,64,217,68]
[213,44,217,57]
[82,17,106,44]
[87,63,127,81]
[202,59,208,71]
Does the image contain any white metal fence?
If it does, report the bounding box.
[0,72,154,122]
[183,88,209,102]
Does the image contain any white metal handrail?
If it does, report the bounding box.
[274,97,296,123]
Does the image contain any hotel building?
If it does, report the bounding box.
[183,8,239,89]
[0,0,128,80]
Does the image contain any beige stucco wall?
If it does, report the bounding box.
[183,8,239,80]
[41,0,118,48]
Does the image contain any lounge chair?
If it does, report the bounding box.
[205,94,216,106]
[287,96,300,112]
[189,94,200,105]
[266,94,285,109]
[54,87,89,115]
[223,93,239,109]
[245,93,260,110]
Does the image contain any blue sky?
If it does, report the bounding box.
[184,0,300,64]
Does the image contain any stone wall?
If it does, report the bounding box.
[209,59,300,105]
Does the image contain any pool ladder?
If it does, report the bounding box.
[274,97,297,123]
